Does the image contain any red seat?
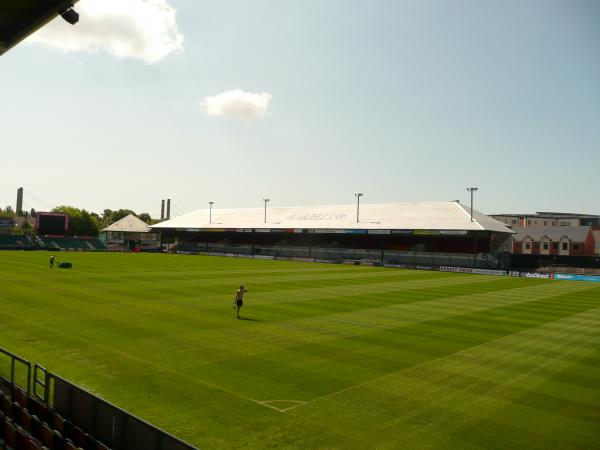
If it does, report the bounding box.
[16,425,31,448]
[13,388,28,408]
[52,429,64,449]
[40,423,54,449]
[72,426,87,447]
[3,419,17,448]
[51,412,65,435]
[20,408,32,432]
[30,414,42,440]
[26,437,43,450]
[12,401,22,422]
[96,441,110,450]
[1,394,12,417]
[64,439,79,450]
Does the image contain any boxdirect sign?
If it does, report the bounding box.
[512,272,554,279]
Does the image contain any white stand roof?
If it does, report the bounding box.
[150,202,513,234]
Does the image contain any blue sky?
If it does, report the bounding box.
[1,0,598,218]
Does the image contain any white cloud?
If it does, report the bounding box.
[203,89,273,119]
[27,0,183,63]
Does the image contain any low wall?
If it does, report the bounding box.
[511,254,600,270]
[181,250,600,284]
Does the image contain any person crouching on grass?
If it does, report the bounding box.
[234,285,248,319]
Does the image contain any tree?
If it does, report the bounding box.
[138,212,152,224]
[52,206,99,236]
[101,209,137,228]
[101,209,114,227]
[112,209,136,223]
[90,212,103,231]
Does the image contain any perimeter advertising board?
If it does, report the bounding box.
[553,274,600,282]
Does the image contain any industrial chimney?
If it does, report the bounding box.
[16,187,23,215]
[161,199,165,220]
[166,199,171,220]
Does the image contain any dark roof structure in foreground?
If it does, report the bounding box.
[0,0,79,57]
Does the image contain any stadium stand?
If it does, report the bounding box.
[0,234,34,249]
[155,201,513,269]
[175,230,505,269]
[0,348,197,450]
[1,385,111,449]
[38,237,107,251]
[0,234,107,252]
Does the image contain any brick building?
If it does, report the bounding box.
[511,226,596,256]
[491,212,600,229]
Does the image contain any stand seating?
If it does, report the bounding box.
[0,388,110,450]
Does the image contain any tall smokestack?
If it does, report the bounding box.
[161,200,165,220]
[16,187,23,215]
[166,199,171,220]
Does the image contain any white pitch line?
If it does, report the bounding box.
[259,400,307,413]
[0,310,282,414]
[283,305,600,412]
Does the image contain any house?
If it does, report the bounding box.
[511,226,596,256]
[102,214,160,251]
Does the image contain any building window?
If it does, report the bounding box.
[574,244,580,251]
[543,243,549,250]
[544,221,547,226]
[553,243,558,249]
[562,242,568,251]
[527,220,532,225]
[525,242,531,250]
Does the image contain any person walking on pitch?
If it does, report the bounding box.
[49,255,55,269]
[234,285,248,319]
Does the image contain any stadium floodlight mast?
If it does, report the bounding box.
[466,187,479,222]
[208,201,214,224]
[354,193,363,223]
[263,198,270,223]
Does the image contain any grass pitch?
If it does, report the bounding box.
[1,251,599,449]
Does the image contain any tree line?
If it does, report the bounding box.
[0,206,156,236]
